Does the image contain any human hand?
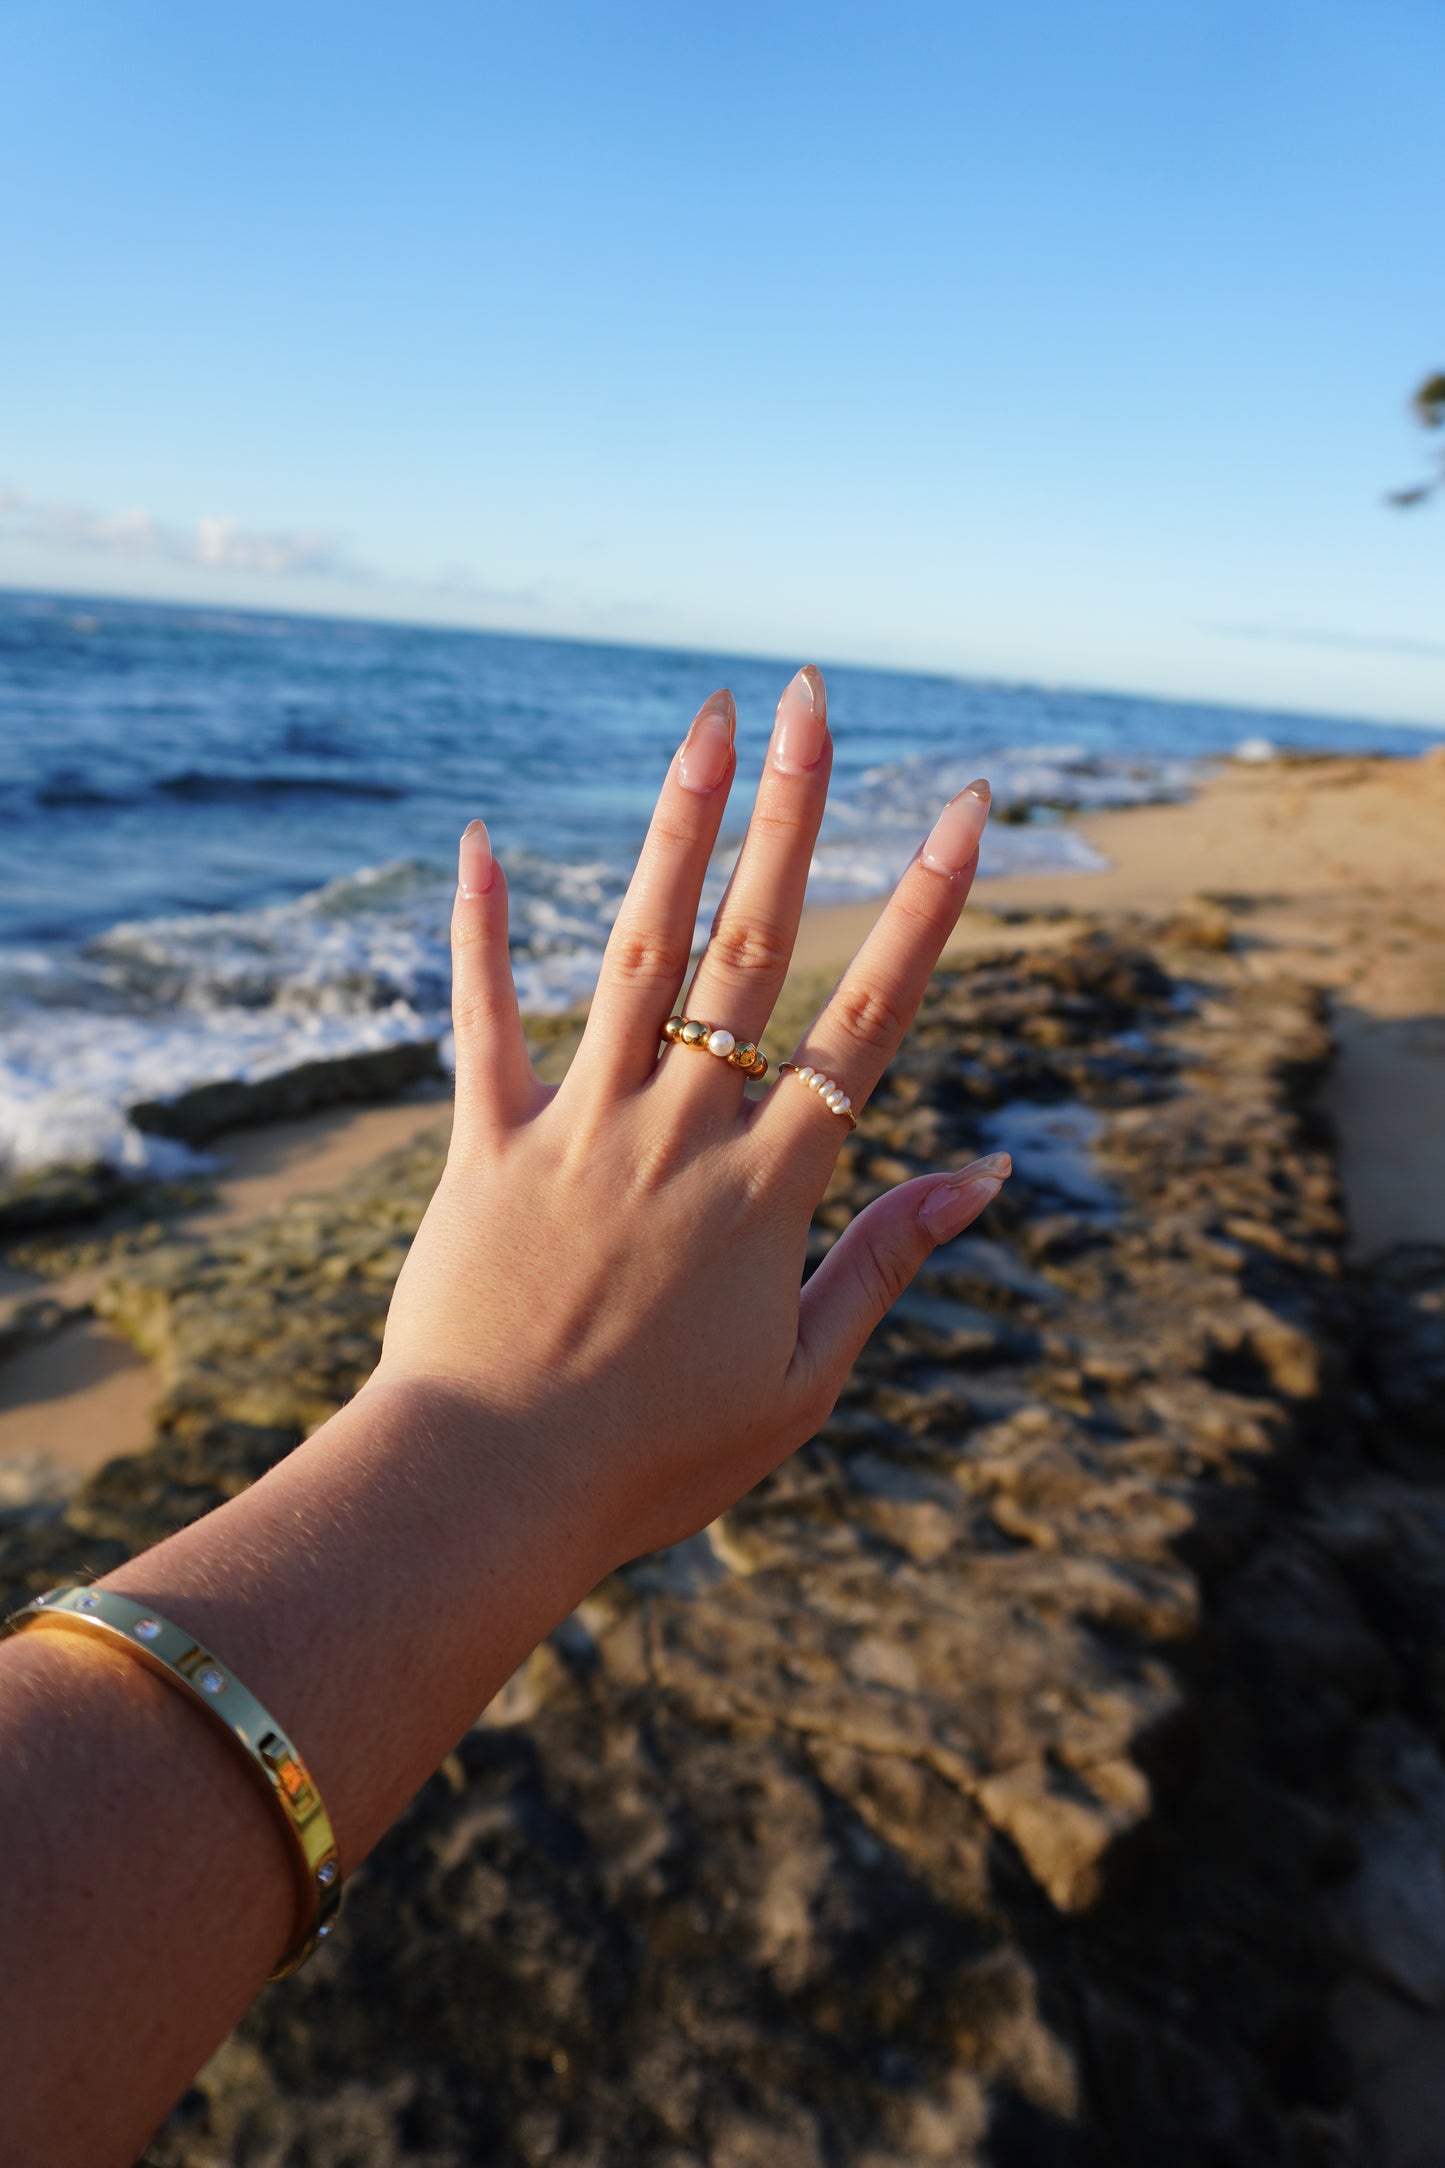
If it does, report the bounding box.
[0,672,1011,2161]
[379,668,1008,1577]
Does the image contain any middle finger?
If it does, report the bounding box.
[673,666,832,1080]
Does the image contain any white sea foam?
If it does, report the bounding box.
[0,747,1190,1182]
[0,856,629,1179]
[795,742,1179,901]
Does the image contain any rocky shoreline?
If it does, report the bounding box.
[3,914,1443,2165]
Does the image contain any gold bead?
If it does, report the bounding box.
[663,1017,684,1041]
[731,1041,757,1069]
[749,1054,768,1079]
[680,1019,708,1046]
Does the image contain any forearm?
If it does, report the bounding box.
[0,1374,604,2167]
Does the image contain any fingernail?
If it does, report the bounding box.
[458,818,494,897]
[917,1152,1011,1242]
[772,665,829,776]
[920,780,991,876]
[678,689,736,795]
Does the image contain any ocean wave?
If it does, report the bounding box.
[154,770,406,802]
[25,769,407,813]
[0,853,629,1177]
[0,1001,435,1182]
[0,751,1181,1179]
[792,744,1170,901]
[33,779,136,811]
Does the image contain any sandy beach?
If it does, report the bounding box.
[4,746,1441,1486]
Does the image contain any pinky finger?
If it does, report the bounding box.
[450,820,541,1142]
[786,1154,1011,1426]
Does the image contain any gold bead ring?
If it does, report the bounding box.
[777,1062,858,1129]
[662,1016,768,1079]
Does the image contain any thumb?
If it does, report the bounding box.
[789,1154,1012,1423]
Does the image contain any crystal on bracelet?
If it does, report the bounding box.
[317,1861,338,1886]
[198,1667,227,1695]
[133,1618,162,1639]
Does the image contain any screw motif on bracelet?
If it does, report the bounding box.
[0,1583,341,1978]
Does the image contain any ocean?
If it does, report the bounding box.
[1,588,1437,1184]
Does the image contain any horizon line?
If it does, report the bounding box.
[2,576,1442,742]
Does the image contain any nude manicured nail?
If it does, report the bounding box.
[678,689,736,795]
[921,780,991,876]
[917,1151,1012,1242]
[772,665,829,775]
[458,818,494,897]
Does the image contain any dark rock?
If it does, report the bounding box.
[0,1159,140,1233]
[129,1040,445,1144]
[1358,1245,1445,1448]
[4,926,1433,2163]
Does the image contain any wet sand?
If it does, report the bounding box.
[803,747,1445,1258]
[0,1089,456,1476]
[3,747,1442,1481]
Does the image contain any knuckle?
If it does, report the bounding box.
[704,915,792,979]
[648,811,702,856]
[450,912,491,954]
[744,800,806,847]
[451,987,504,1041]
[890,880,948,938]
[608,928,691,989]
[737,1142,797,1209]
[830,980,909,1058]
[853,1235,911,1321]
[793,1373,840,1443]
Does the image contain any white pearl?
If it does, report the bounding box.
[835,1095,852,1114]
[824,1088,843,1109]
[706,1029,736,1058]
[808,1073,826,1091]
[797,1066,815,1083]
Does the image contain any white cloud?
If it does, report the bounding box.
[0,482,360,582]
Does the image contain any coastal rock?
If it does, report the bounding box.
[3,926,1432,2162]
[0,1158,140,1234]
[129,1038,444,1144]
[0,1291,88,1363]
[1358,1244,1445,1448]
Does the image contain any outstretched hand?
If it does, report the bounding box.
[0,668,1010,2168]
[381,666,1008,1572]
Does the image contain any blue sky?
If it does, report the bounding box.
[2,0,1442,722]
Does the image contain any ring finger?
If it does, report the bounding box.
[756,781,993,1175]
[669,665,831,1093]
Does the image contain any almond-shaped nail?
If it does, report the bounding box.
[917,1151,1012,1242]
[772,665,828,776]
[678,689,736,795]
[458,818,494,897]
[920,780,991,876]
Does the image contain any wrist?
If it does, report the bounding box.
[103,1366,611,1869]
[353,1363,619,1608]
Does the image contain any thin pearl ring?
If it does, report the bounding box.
[777,1062,858,1130]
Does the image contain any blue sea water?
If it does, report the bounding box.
[0,588,1438,1180]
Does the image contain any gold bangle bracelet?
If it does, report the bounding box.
[2,1584,342,1978]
